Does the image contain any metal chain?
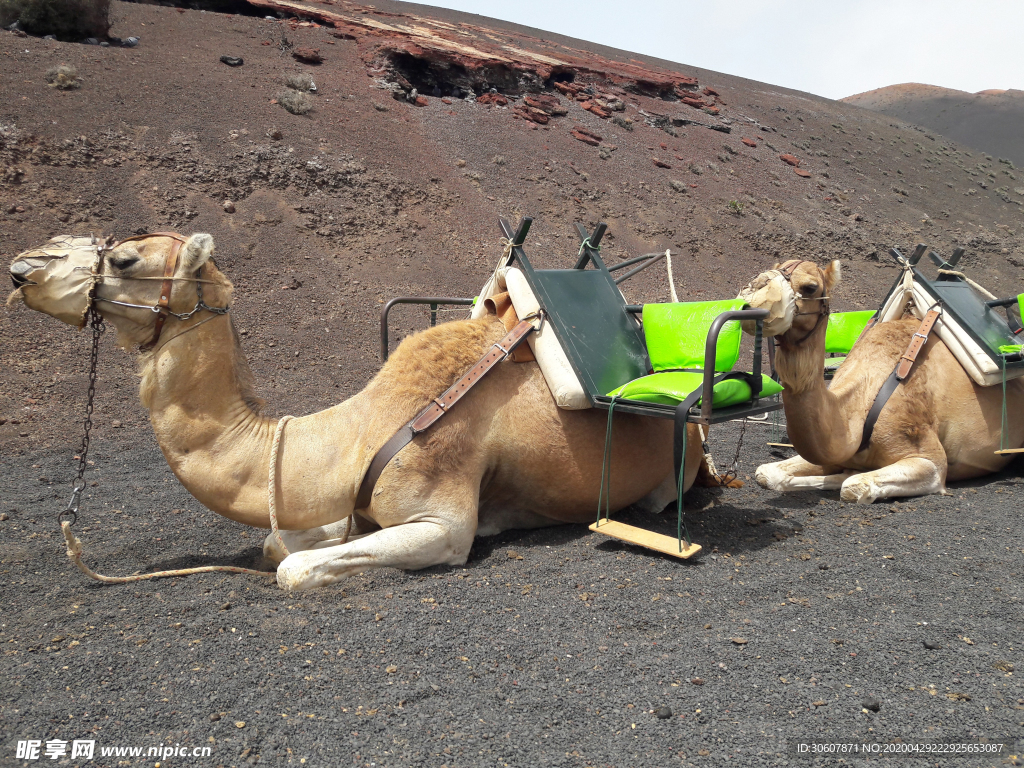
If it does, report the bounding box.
[717,417,748,486]
[59,307,104,527]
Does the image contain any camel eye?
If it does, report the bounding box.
[110,256,139,271]
[800,282,819,296]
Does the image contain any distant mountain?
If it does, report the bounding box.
[842,84,1024,167]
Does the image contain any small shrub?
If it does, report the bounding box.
[284,72,316,93]
[277,89,312,115]
[727,199,744,215]
[612,115,634,132]
[669,180,687,193]
[1,0,109,39]
[492,155,506,166]
[45,64,80,90]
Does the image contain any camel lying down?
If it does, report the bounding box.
[9,232,707,590]
[738,260,1024,503]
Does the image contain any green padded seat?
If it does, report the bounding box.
[608,370,782,407]
[606,299,783,407]
[826,310,875,355]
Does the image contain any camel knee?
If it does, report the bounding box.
[839,458,944,504]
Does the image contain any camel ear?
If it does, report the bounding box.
[180,233,214,273]
[823,260,841,293]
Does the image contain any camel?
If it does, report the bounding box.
[737,259,1024,503]
[8,232,706,590]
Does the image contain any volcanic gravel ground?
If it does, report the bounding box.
[2,420,1022,768]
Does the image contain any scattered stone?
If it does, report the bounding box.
[524,93,565,115]
[220,602,231,611]
[0,513,8,521]
[209,713,221,721]
[506,550,523,560]
[292,48,322,64]
[812,700,826,707]
[288,277,302,290]
[730,637,748,645]
[476,92,508,106]
[581,101,611,119]
[741,137,758,148]
[655,706,672,719]
[681,96,709,110]
[413,95,429,107]
[219,55,244,67]
[652,158,672,169]
[780,154,801,167]
[268,129,283,140]
[514,105,548,124]
[861,697,881,712]
[690,677,704,685]
[570,127,602,146]
[111,420,122,428]
[992,660,1014,672]
[122,37,139,48]
[440,97,452,104]
[923,640,942,650]
[794,168,812,178]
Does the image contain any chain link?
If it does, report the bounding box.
[59,307,104,527]
[716,416,748,487]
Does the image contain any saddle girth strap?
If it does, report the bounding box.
[858,307,941,453]
[354,320,536,511]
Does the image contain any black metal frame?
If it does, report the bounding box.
[881,245,1024,368]
[380,297,476,362]
[496,216,780,426]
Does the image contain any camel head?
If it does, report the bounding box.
[9,232,230,348]
[737,259,840,341]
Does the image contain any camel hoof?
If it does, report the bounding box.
[840,477,879,504]
[263,533,290,566]
[754,465,782,491]
[276,554,319,591]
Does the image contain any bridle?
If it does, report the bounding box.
[89,231,230,351]
[775,259,830,348]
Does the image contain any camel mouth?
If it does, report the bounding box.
[737,270,796,337]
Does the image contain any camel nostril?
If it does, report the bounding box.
[10,260,33,287]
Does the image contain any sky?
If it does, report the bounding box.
[424,0,1024,100]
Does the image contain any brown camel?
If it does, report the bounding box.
[737,260,1024,503]
[8,233,704,589]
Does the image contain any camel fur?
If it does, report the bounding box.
[9,233,706,590]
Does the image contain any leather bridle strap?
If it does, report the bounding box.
[138,234,188,351]
[354,319,536,510]
[858,307,940,453]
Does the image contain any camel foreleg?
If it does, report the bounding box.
[839,457,945,504]
[756,455,855,492]
[263,515,378,565]
[275,480,478,590]
[275,516,475,590]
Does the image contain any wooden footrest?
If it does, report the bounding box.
[995,447,1024,455]
[588,519,702,559]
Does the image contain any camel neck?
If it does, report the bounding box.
[139,313,362,529]
[775,318,857,465]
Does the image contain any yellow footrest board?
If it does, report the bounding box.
[589,519,702,559]
[995,448,1024,455]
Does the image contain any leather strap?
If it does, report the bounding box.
[354,320,536,510]
[895,307,940,380]
[140,238,185,351]
[858,308,940,452]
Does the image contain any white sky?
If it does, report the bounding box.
[422,0,1024,100]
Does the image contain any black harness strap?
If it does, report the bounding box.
[673,372,759,482]
[858,307,941,453]
[354,320,535,511]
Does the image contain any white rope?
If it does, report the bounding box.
[268,415,294,558]
[937,269,997,300]
[665,249,679,303]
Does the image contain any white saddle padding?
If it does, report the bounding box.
[468,264,590,409]
[877,269,1023,387]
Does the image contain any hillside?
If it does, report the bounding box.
[2,0,1023,451]
[842,83,1024,168]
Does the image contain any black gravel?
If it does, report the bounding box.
[2,422,1023,768]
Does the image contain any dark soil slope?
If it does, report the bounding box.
[842,83,1024,169]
